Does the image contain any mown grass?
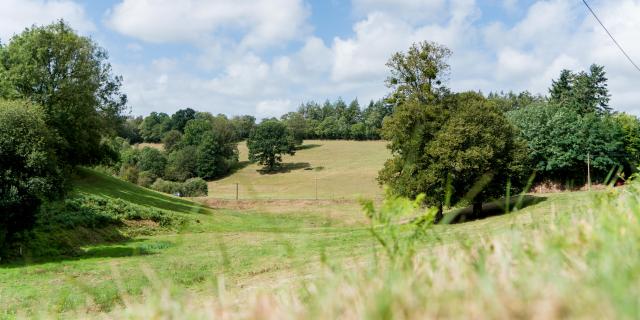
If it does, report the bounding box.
[207,140,389,200]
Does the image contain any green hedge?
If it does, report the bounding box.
[150,178,208,197]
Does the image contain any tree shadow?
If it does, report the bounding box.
[444,195,548,224]
[296,143,321,151]
[258,162,311,174]
[0,238,173,268]
[213,161,252,180]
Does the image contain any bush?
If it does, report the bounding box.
[150,178,183,195]
[182,178,208,197]
[137,170,156,188]
[150,178,208,197]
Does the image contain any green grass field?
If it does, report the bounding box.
[207,140,389,200]
[1,140,638,319]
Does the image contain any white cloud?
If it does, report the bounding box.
[0,0,94,42]
[113,0,640,117]
[106,0,310,49]
[256,99,292,119]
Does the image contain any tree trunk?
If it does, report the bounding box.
[472,202,482,220]
[434,204,443,223]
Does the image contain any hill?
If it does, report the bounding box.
[208,140,389,200]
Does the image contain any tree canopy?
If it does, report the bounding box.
[0,20,127,166]
[247,120,296,171]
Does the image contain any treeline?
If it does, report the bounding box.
[125,98,394,146]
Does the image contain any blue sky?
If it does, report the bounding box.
[1,0,639,117]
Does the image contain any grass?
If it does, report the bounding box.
[2,140,637,319]
[207,140,389,200]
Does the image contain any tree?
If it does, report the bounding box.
[247,120,296,171]
[0,21,127,165]
[612,113,640,171]
[508,103,625,184]
[385,41,452,103]
[230,115,256,141]
[137,147,167,179]
[162,130,182,154]
[164,146,198,181]
[0,100,64,246]
[195,131,239,179]
[182,118,212,147]
[281,112,306,145]
[549,65,611,115]
[139,112,171,142]
[170,108,196,133]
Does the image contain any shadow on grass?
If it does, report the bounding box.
[0,239,174,268]
[213,160,252,180]
[296,143,321,151]
[445,195,548,224]
[258,162,311,174]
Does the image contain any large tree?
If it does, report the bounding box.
[549,64,611,115]
[0,21,127,166]
[379,42,524,220]
[385,41,451,103]
[247,120,296,171]
[0,100,64,246]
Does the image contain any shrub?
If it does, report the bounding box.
[150,178,208,197]
[137,170,156,188]
[182,178,208,197]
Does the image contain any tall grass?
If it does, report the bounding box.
[95,181,640,319]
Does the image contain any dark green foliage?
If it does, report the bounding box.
[0,21,127,166]
[248,120,296,170]
[170,108,196,132]
[230,115,256,141]
[117,116,143,144]
[0,100,65,245]
[289,98,393,140]
[549,64,611,115]
[150,178,207,197]
[137,147,167,179]
[139,112,171,142]
[612,113,640,171]
[379,42,525,217]
[182,118,212,147]
[508,103,625,183]
[281,112,306,145]
[164,146,198,181]
[487,91,546,113]
[195,132,238,179]
[162,130,183,154]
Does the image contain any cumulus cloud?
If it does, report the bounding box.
[0,0,94,41]
[110,0,640,117]
[106,0,310,49]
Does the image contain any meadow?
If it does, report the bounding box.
[207,140,389,200]
[2,140,636,319]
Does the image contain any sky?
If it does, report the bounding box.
[0,0,639,117]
